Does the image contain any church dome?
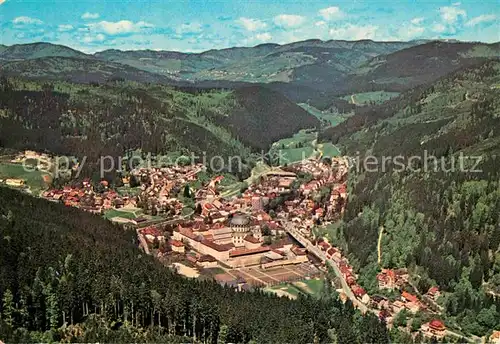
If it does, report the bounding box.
[231,213,250,226]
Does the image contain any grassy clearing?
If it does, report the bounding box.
[317,142,341,157]
[298,278,324,296]
[220,181,247,199]
[103,208,144,220]
[298,103,347,127]
[265,283,303,299]
[281,147,315,164]
[266,278,324,299]
[341,91,400,105]
[270,130,317,164]
[272,130,316,149]
[0,163,50,194]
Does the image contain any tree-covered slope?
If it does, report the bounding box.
[0,78,318,175]
[0,187,390,343]
[94,39,418,86]
[0,40,419,96]
[0,57,178,84]
[214,86,319,150]
[343,41,500,93]
[320,60,500,337]
[0,42,92,61]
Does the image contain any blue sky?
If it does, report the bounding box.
[1,0,498,53]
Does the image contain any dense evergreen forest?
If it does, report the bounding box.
[322,60,500,336]
[0,187,390,343]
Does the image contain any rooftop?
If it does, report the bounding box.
[229,246,270,257]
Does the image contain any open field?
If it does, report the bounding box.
[293,278,324,296]
[298,103,347,127]
[281,146,315,164]
[219,181,247,198]
[317,142,341,157]
[265,284,302,299]
[103,207,144,220]
[271,130,316,149]
[264,277,324,299]
[0,162,50,194]
[270,130,317,164]
[341,91,400,105]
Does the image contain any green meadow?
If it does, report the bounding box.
[0,163,50,194]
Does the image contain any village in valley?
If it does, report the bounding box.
[1,149,492,343]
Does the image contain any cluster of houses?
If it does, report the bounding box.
[131,164,204,215]
[40,164,206,219]
[316,238,370,303]
[375,268,443,319]
[136,158,349,276]
[42,179,133,215]
[274,158,350,233]
[313,237,447,339]
[366,267,450,339]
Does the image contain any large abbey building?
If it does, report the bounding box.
[229,213,262,247]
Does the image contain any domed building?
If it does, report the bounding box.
[230,213,261,247]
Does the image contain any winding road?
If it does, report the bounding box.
[284,223,480,343]
[283,222,369,313]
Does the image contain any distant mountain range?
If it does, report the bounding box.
[0,40,498,108]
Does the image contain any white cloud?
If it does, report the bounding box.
[432,23,447,33]
[440,5,466,23]
[319,6,344,21]
[236,17,267,31]
[176,22,203,34]
[88,20,154,35]
[466,14,497,27]
[58,24,74,32]
[0,0,6,5]
[315,21,327,27]
[82,33,106,43]
[452,2,461,6]
[12,16,43,25]
[401,25,425,39]
[329,24,378,40]
[255,32,272,41]
[82,12,99,20]
[411,17,424,25]
[409,26,425,36]
[274,14,306,28]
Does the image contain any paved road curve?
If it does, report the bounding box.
[284,223,369,313]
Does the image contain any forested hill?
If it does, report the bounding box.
[340,41,500,94]
[0,78,318,177]
[1,40,418,86]
[1,41,496,108]
[0,57,179,84]
[0,187,390,343]
[0,42,92,60]
[321,60,500,336]
[215,86,319,150]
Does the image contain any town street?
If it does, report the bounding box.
[283,222,369,313]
